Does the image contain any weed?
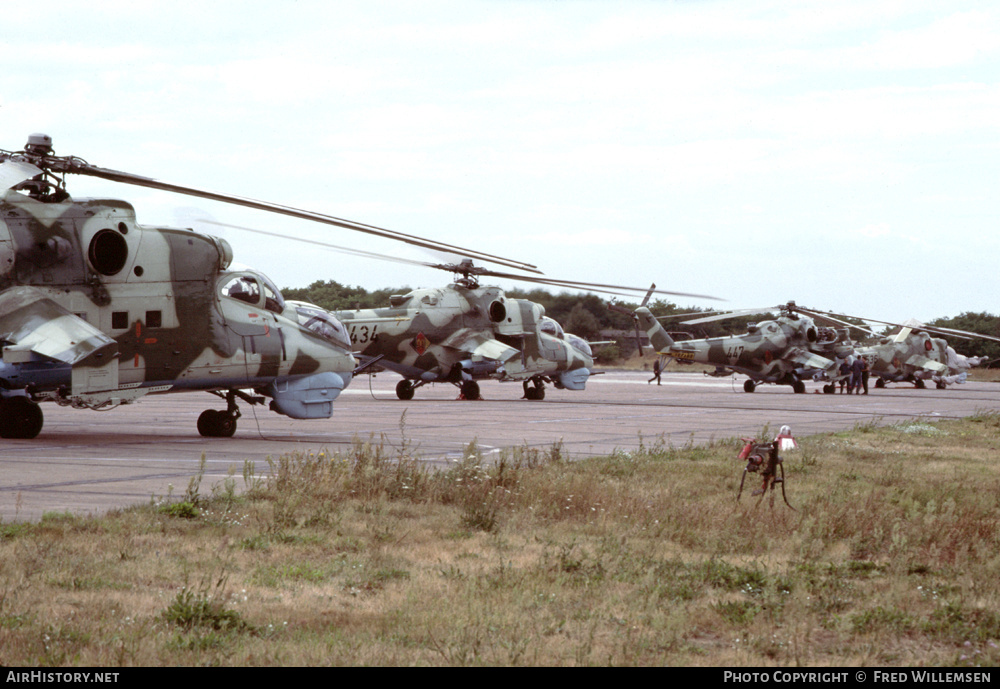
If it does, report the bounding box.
[852,416,884,433]
[184,454,208,506]
[163,580,249,633]
[159,502,199,519]
[0,522,32,540]
[714,600,761,626]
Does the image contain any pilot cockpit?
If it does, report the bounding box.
[567,334,592,357]
[539,317,564,339]
[220,272,285,314]
[290,302,352,350]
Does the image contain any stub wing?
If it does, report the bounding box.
[905,354,948,374]
[439,328,520,363]
[0,286,119,394]
[782,347,835,373]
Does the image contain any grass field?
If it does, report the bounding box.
[1,412,999,666]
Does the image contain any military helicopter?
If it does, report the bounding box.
[626,301,857,393]
[335,259,642,401]
[0,133,540,438]
[852,319,997,389]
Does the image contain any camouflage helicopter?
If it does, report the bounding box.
[850,318,997,389]
[626,301,857,393]
[0,133,539,438]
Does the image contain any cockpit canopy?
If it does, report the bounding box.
[539,316,591,357]
[567,334,592,357]
[220,271,285,313]
[290,301,352,350]
[539,317,564,339]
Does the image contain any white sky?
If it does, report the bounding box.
[2,0,998,324]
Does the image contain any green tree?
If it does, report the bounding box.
[562,303,602,340]
[282,280,405,311]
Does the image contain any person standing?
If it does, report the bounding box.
[860,356,870,395]
[851,355,864,395]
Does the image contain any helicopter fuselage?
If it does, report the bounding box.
[0,190,356,419]
[856,331,950,388]
[333,282,593,395]
[636,306,850,391]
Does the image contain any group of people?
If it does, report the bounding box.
[838,355,870,394]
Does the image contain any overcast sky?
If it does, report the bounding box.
[3,0,998,324]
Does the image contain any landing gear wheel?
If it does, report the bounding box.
[0,397,44,439]
[875,378,885,389]
[460,380,481,400]
[197,410,218,436]
[197,409,237,438]
[396,379,415,401]
[792,380,806,394]
[743,380,756,393]
[936,381,946,390]
[217,414,237,437]
[823,384,835,394]
[524,379,546,400]
[914,379,926,389]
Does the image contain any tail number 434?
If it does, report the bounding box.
[349,324,378,344]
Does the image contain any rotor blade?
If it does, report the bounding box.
[654,309,732,321]
[0,159,42,192]
[922,330,976,341]
[48,156,543,274]
[460,269,723,301]
[796,307,906,331]
[802,307,1000,344]
[640,284,655,308]
[201,220,704,301]
[917,324,1000,342]
[197,220,444,270]
[682,307,778,325]
[791,307,876,336]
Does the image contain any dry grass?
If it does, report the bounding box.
[2,414,1000,666]
[603,352,717,374]
[967,368,1000,383]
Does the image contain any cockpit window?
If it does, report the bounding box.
[567,334,592,357]
[221,273,285,313]
[222,276,261,305]
[539,317,564,339]
[293,303,352,350]
[260,276,285,313]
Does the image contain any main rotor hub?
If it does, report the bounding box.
[448,258,483,287]
[25,133,53,155]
